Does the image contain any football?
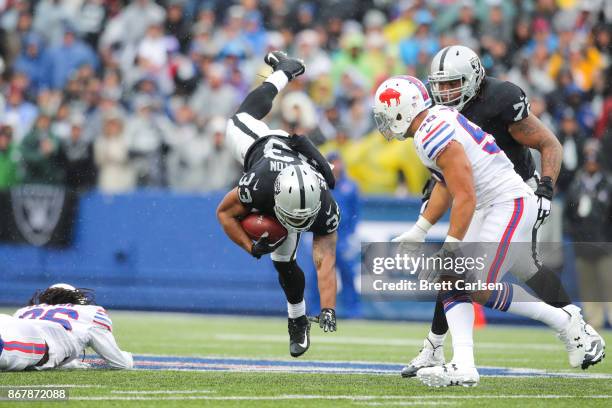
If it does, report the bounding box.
[241,213,288,242]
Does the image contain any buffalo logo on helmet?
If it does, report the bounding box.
[379,88,401,107]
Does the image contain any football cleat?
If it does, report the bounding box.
[288,315,310,358]
[401,338,445,378]
[582,323,606,369]
[264,51,305,81]
[557,305,588,368]
[416,363,479,387]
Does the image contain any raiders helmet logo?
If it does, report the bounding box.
[274,177,281,195]
[469,57,481,74]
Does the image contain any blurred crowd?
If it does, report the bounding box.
[0,0,610,196]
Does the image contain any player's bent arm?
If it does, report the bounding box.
[435,141,476,240]
[216,188,253,254]
[422,181,452,225]
[508,113,562,183]
[88,326,133,369]
[313,232,338,309]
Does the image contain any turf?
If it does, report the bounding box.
[0,310,610,407]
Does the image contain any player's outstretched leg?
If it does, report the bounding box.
[288,315,310,358]
[273,260,311,357]
[401,299,446,377]
[417,289,480,387]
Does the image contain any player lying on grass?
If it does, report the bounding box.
[397,45,604,378]
[217,51,340,358]
[373,75,605,387]
[0,283,133,371]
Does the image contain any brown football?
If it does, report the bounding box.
[240,213,288,242]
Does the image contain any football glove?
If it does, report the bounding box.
[534,176,553,229]
[316,308,337,333]
[418,241,462,284]
[264,51,305,81]
[251,233,286,259]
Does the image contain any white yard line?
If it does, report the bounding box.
[69,394,612,401]
[214,334,560,351]
[111,390,213,394]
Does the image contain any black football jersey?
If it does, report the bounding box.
[461,77,535,181]
[237,135,340,236]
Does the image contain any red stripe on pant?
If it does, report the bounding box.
[486,198,524,284]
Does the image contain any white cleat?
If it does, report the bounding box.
[416,363,480,387]
[582,323,606,369]
[401,338,445,378]
[557,305,588,368]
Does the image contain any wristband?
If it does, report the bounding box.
[264,70,289,92]
[444,235,461,243]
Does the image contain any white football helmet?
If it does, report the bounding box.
[428,45,485,112]
[274,164,322,232]
[373,75,432,141]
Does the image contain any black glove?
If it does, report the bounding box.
[286,134,335,189]
[264,51,305,81]
[251,234,287,259]
[317,308,336,332]
[534,176,553,229]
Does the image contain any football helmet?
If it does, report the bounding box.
[428,45,485,112]
[373,75,432,141]
[274,164,322,232]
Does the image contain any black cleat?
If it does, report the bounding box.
[288,315,310,358]
[264,51,305,81]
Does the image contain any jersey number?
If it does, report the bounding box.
[19,307,79,331]
[513,96,530,121]
[238,173,255,203]
[263,139,299,163]
[457,115,501,154]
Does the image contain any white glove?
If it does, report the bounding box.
[392,216,432,243]
[534,196,552,229]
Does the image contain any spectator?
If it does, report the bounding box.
[76,0,107,49]
[42,25,99,90]
[398,10,439,69]
[0,125,21,189]
[20,114,64,185]
[564,142,612,329]
[124,96,170,187]
[2,87,38,145]
[13,33,46,94]
[94,112,135,194]
[32,0,74,46]
[165,1,191,53]
[190,63,238,125]
[61,116,96,191]
[200,116,241,192]
[556,109,586,193]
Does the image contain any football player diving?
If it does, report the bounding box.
[217,52,340,358]
[0,283,133,371]
[392,46,605,377]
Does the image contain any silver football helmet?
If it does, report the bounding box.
[428,45,485,112]
[274,164,322,232]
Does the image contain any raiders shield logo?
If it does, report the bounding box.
[10,184,66,246]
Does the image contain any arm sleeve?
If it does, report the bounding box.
[498,81,530,125]
[88,326,133,369]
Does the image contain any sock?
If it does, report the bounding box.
[288,300,306,319]
[442,290,475,367]
[427,331,446,347]
[485,283,570,332]
[430,298,449,335]
[264,70,289,92]
[525,265,571,308]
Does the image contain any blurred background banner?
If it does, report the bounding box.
[0,184,77,247]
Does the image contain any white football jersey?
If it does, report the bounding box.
[413,105,533,209]
[9,304,132,370]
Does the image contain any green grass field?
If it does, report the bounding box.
[1,310,611,407]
